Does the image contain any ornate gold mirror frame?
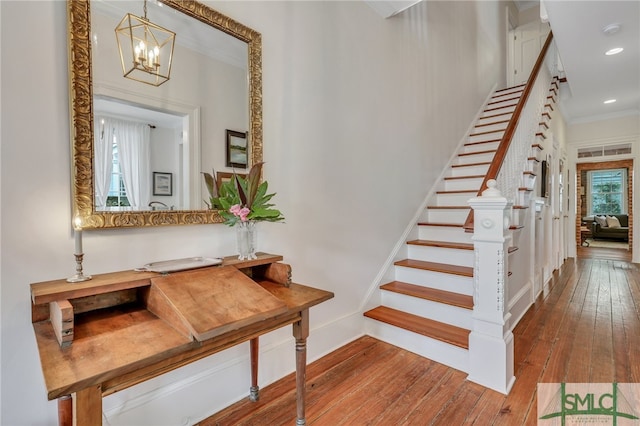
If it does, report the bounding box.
[68,0,262,228]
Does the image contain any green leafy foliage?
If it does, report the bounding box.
[206,162,285,226]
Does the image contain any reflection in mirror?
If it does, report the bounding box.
[68,0,262,228]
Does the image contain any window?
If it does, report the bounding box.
[587,168,626,215]
[578,143,631,158]
[106,138,130,207]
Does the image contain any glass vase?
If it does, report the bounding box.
[236,221,257,260]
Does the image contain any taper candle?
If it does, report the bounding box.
[73,216,83,255]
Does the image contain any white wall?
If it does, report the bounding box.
[0,1,508,424]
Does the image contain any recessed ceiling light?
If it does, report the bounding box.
[605,47,624,55]
[604,99,617,104]
[602,23,621,35]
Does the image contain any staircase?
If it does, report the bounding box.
[364,81,557,374]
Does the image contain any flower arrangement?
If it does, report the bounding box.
[203,162,285,226]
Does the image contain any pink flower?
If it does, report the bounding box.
[229,204,242,215]
[239,207,251,222]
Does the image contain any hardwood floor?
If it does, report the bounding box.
[198,254,640,425]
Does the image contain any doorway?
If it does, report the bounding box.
[576,159,633,257]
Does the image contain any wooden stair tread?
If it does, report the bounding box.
[436,189,477,194]
[469,128,506,137]
[475,119,510,128]
[531,143,543,149]
[444,174,485,180]
[484,103,518,113]
[458,149,497,157]
[394,259,473,277]
[508,246,519,254]
[452,161,491,168]
[428,205,471,209]
[510,225,524,230]
[494,84,525,93]
[479,112,513,122]
[380,281,473,309]
[464,138,501,146]
[417,222,464,227]
[407,240,473,250]
[487,95,521,106]
[364,306,469,349]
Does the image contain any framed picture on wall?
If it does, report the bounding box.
[226,130,248,168]
[153,172,173,196]
[216,171,246,190]
[540,160,550,198]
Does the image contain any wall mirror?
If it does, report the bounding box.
[68,0,262,228]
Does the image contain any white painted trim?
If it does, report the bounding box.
[508,280,533,329]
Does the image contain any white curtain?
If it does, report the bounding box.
[116,120,151,210]
[94,116,114,209]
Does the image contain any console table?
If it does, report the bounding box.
[30,253,333,425]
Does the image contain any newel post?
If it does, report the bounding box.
[467,179,515,394]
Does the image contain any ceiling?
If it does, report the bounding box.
[543,0,640,123]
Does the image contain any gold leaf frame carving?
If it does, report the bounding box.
[68,0,263,229]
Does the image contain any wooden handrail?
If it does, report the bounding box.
[463,31,554,232]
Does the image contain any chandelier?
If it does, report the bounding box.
[115,0,175,86]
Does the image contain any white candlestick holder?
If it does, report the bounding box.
[67,253,92,283]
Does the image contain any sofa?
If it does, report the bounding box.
[590,214,629,241]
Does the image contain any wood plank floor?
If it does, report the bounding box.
[198,251,639,425]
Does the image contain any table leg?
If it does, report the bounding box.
[249,337,259,401]
[58,395,72,426]
[73,385,102,426]
[292,310,309,426]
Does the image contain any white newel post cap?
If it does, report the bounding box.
[468,179,508,211]
[482,179,501,197]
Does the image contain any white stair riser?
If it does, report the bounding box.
[450,164,490,177]
[428,208,470,223]
[493,87,524,98]
[511,209,528,226]
[394,266,473,295]
[456,151,496,165]
[477,112,512,125]
[518,190,532,206]
[544,105,553,115]
[487,98,520,110]
[435,192,477,206]
[463,141,500,154]
[528,159,540,170]
[418,225,472,243]
[483,104,516,116]
[473,122,508,134]
[364,319,469,373]
[469,130,504,143]
[444,177,484,191]
[523,173,536,190]
[407,244,474,267]
[380,291,473,330]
